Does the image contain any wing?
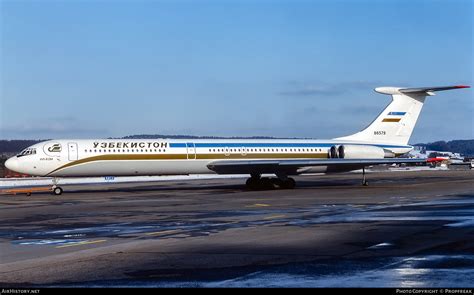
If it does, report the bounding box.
[207,158,425,175]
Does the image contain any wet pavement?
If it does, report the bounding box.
[4,197,474,248]
[77,255,474,288]
[0,170,473,287]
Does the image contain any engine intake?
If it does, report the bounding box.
[328,145,395,159]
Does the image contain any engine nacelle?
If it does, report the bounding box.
[329,145,339,158]
[329,145,395,159]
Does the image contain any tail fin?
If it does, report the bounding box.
[336,85,470,145]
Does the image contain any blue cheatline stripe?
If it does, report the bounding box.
[170,143,187,147]
[194,143,334,148]
[169,142,411,149]
[388,112,406,116]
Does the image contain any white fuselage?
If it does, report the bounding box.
[5,138,412,177]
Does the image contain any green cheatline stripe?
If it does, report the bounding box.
[46,152,328,175]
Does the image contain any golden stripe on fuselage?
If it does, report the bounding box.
[47,152,328,175]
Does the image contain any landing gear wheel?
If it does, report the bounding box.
[363,181,369,186]
[260,178,275,190]
[246,176,295,190]
[246,177,260,190]
[281,178,296,189]
[53,186,63,196]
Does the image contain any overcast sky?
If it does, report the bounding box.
[1,0,472,143]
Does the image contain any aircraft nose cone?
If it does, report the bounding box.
[5,157,19,173]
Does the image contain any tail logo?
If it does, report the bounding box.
[383,111,406,122]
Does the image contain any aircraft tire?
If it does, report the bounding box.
[281,178,296,189]
[260,178,275,190]
[53,187,63,196]
[246,177,260,190]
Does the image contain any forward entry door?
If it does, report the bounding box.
[68,142,78,161]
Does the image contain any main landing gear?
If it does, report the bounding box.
[245,174,296,190]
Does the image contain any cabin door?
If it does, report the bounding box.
[68,142,78,161]
[186,142,196,160]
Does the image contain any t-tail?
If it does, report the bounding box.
[336,85,470,145]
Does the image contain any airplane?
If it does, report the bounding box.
[4,85,469,195]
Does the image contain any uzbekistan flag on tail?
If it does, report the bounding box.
[382,111,406,122]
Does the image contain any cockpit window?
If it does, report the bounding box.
[17,148,36,157]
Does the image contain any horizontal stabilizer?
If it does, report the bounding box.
[399,85,470,95]
[375,85,470,96]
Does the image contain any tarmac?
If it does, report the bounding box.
[0,170,473,287]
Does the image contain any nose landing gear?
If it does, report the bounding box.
[52,186,63,195]
[51,178,63,195]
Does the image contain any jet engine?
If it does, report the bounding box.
[328,145,395,159]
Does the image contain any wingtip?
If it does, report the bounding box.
[455,85,470,89]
